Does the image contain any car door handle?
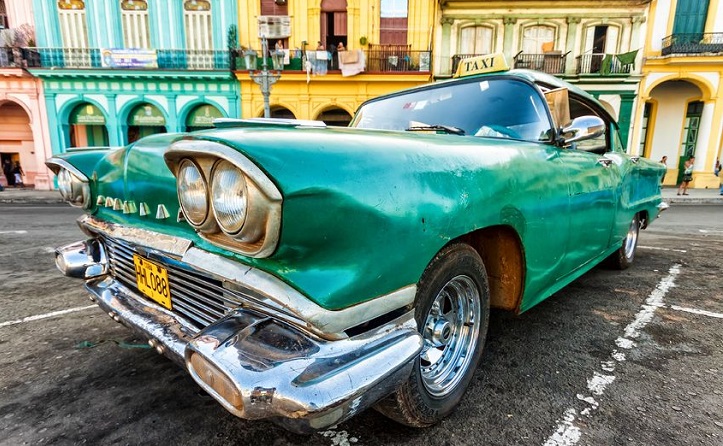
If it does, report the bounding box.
[597,158,613,167]
[630,156,640,164]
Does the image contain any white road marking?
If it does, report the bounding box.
[698,229,723,234]
[0,230,28,235]
[0,305,96,328]
[670,305,723,319]
[638,245,687,253]
[542,264,681,446]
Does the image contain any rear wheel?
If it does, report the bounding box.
[375,243,490,427]
[607,215,641,270]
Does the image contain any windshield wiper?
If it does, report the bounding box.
[405,124,466,135]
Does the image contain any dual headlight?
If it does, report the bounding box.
[167,140,283,259]
[46,160,91,209]
[177,159,248,235]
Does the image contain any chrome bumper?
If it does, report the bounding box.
[56,240,423,432]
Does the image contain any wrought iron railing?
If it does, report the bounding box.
[231,46,432,73]
[513,53,566,74]
[661,33,723,55]
[0,47,41,68]
[31,48,231,70]
[575,53,632,75]
[452,53,566,75]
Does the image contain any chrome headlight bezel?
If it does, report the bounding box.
[177,159,210,227]
[45,158,92,209]
[165,140,283,258]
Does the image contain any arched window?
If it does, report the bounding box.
[522,25,555,54]
[459,25,493,55]
[57,0,88,49]
[184,0,213,68]
[121,0,150,48]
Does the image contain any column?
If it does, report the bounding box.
[565,17,580,74]
[503,17,516,57]
[440,17,453,76]
[629,16,646,74]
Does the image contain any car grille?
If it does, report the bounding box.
[102,235,245,330]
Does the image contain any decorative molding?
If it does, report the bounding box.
[631,16,646,24]
[567,17,581,25]
[503,17,517,26]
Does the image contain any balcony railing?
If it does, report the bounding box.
[0,47,41,68]
[661,33,723,55]
[231,46,431,73]
[452,53,566,75]
[31,48,231,70]
[575,53,632,75]
[513,53,566,74]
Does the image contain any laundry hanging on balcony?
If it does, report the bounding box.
[339,49,365,77]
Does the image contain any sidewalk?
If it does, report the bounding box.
[0,186,65,204]
[1,185,721,205]
[661,186,723,205]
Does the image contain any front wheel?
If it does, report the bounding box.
[606,215,641,270]
[375,243,490,427]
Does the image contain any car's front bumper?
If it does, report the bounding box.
[56,238,423,433]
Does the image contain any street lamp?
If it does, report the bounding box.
[247,36,284,118]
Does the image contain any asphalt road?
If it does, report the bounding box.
[1,204,721,446]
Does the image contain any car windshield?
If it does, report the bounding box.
[351,78,554,143]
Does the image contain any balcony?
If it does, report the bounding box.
[661,33,723,55]
[451,52,566,76]
[31,48,231,70]
[231,45,432,74]
[0,47,41,68]
[575,53,633,75]
[513,52,566,74]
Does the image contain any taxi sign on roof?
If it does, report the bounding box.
[454,53,510,78]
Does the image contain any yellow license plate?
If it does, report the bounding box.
[133,254,172,310]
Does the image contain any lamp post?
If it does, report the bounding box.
[247,36,284,118]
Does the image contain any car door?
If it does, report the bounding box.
[556,129,620,278]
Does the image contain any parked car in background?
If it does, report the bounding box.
[49,54,666,433]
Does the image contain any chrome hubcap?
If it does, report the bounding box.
[420,275,481,397]
[623,218,639,259]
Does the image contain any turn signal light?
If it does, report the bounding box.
[189,352,243,410]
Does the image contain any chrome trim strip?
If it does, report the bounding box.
[79,215,418,339]
[80,215,193,258]
[45,157,89,182]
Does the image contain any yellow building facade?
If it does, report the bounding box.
[631,0,723,188]
[235,0,435,122]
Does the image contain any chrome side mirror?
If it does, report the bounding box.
[560,116,606,145]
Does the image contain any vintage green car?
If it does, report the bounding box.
[49,58,666,433]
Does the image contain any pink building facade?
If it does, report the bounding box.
[1,0,53,190]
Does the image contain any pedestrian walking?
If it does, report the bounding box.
[3,158,14,187]
[659,155,667,185]
[12,161,24,188]
[715,158,722,195]
[677,156,694,195]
